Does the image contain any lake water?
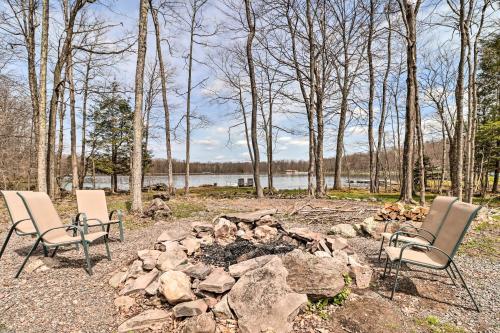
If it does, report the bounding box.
[66,174,376,191]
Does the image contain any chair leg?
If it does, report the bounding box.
[378,236,385,261]
[118,221,124,242]
[388,261,394,275]
[50,246,59,258]
[82,241,93,275]
[449,264,458,279]
[42,245,49,257]
[445,267,457,286]
[451,261,480,312]
[0,226,16,260]
[390,260,402,300]
[15,238,41,278]
[383,257,390,278]
[103,236,111,260]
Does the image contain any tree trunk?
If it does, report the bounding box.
[79,54,92,189]
[66,50,79,194]
[184,9,196,195]
[416,98,425,205]
[56,84,66,192]
[244,0,263,198]
[37,0,49,193]
[150,2,174,195]
[398,0,418,204]
[334,93,348,190]
[451,0,468,200]
[367,0,376,193]
[130,0,149,212]
[375,5,391,193]
[46,0,87,198]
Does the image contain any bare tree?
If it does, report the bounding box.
[244,0,263,197]
[150,0,174,194]
[397,0,421,204]
[130,0,149,212]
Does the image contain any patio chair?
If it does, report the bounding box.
[378,196,458,260]
[382,201,482,311]
[75,190,124,241]
[0,191,50,261]
[15,192,111,277]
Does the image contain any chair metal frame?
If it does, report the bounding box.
[75,209,124,242]
[0,193,49,261]
[382,204,482,312]
[377,197,458,260]
[15,193,111,278]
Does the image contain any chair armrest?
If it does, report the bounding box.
[383,219,413,232]
[389,230,423,245]
[398,225,436,243]
[109,209,123,222]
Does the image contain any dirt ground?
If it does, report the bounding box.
[0,194,498,333]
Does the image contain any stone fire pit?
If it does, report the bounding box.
[110,209,373,333]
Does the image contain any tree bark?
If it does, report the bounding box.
[367,0,376,193]
[130,0,149,212]
[375,4,392,193]
[451,0,469,200]
[66,49,79,194]
[46,0,87,198]
[79,54,92,189]
[244,0,263,198]
[37,0,49,193]
[150,2,174,195]
[398,0,420,204]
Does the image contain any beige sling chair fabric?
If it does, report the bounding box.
[14,192,111,277]
[76,190,124,241]
[2,191,36,234]
[378,196,458,260]
[382,201,482,311]
[0,191,50,264]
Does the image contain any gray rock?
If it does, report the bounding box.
[198,268,235,293]
[192,222,214,233]
[212,294,235,320]
[286,227,323,242]
[114,296,135,312]
[117,309,169,333]
[182,312,216,333]
[121,269,159,295]
[127,260,144,279]
[325,237,349,251]
[255,214,279,227]
[156,248,188,271]
[228,255,275,278]
[253,225,278,241]
[314,251,331,258]
[145,279,160,296]
[222,209,277,223]
[328,224,357,238]
[159,270,196,305]
[183,262,212,280]
[214,218,237,244]
[282,249,347,299]
[181,237,201,256]
[138,249,162,271]
[109,270,128,288]
[173,299,208,318]
[228,257,307,333]
[157,229,189,242]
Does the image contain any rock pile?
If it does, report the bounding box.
[111,209,373,333]
[143,198,172,220]
[374,202,429,222]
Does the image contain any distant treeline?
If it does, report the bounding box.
[148,140,446,175]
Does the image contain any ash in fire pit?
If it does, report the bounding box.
[200,237,296,268]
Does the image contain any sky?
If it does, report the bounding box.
[2,0,496,163]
